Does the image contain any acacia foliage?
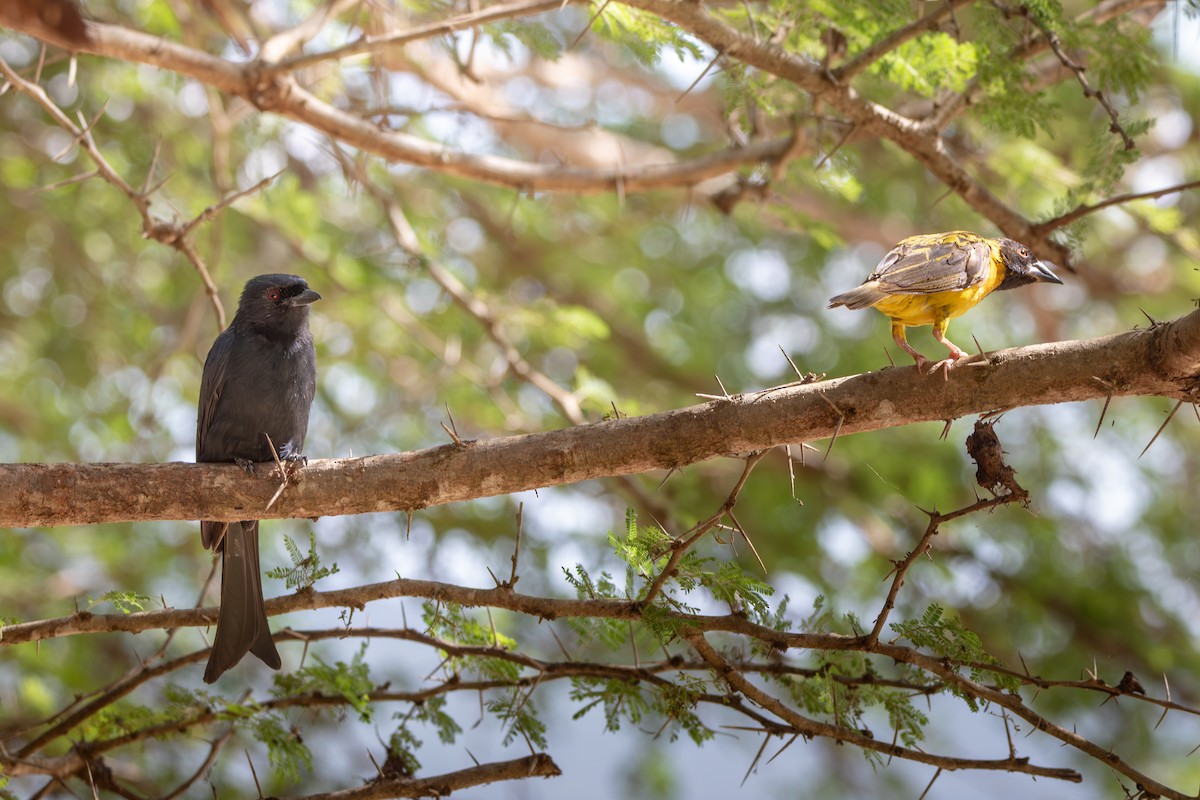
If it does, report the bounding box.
[2,1,1200,798]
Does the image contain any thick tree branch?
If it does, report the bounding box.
[2,310,1199,528]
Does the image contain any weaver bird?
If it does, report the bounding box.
[828,231,1062,376]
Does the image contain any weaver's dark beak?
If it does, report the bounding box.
[1031,261,1063,285]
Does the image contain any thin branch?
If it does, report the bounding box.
[0,56,228,327]
[875,639,1191,799]
[3,15,800,197]
[867,493,1027,647]
[640,451,766,606]
[259,0,363,63]
[1034,178,1200,234]
[294,754,561,800]
[834,0,976,82]
[686,632,1081,783]
[277,0,574,72]
[1032,6,1136,151]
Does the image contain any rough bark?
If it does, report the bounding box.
[3,309,1199,529]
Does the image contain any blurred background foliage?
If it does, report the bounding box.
[3,0,1200,797]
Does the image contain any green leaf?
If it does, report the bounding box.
[87,590,151,614]
[251,713,314,779]
[265,530,339,591]
[272,644,375,723]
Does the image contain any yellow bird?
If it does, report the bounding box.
[828,231,1062,375]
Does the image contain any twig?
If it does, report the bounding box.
[1035,179,1200,234]
[686,632,1081,783]
[866,491,1027,647]
[0,56,228,327]
[279,0,576,71]
[1038,16,1135,151]
[834,0,976,82]
[640,451,766,607]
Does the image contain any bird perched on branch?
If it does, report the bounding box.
[197,274,320,683]
[827,231,1062,377]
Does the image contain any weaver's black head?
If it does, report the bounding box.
[232,274,321,335]
[996,239,1063,292]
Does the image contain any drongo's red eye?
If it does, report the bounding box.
[268,288,282,301]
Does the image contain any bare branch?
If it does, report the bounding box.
[1034,178,1200,234]
[2,308,1200,528]
[1015,1,1135,150]
[0,56,228,327]
[290,754,561,799]
[277,0,572,71]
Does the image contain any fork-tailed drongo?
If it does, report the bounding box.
[196,274,319,683]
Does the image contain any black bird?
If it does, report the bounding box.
[197,274,320,683]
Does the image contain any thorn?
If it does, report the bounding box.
[971,334,985,357]
[246,750,265,798]
[816,392,845,461]
[263,432,289,511]
[657,466,681,491]
[567,0,611,50]
[367,749,385,779]
[779,345,804,380]
[485,565,502,587]
[1139,399,1183,459]
[785,444,799,502]
[917,767,943,800]
[698,373,734,401]
[728,508,766,574]
[1155,673,1172,731]
[1091,377,1115,439]
[677,49,723,104]
[927,186,954,210]
[740,732,772,787]
[814,122,856,170]
[764,732,800,766]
